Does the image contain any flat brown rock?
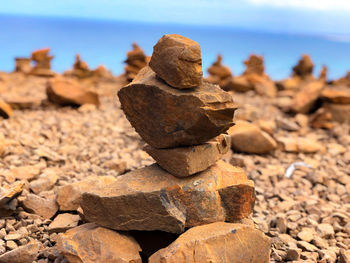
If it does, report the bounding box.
[290,80,324,114]
[81,160,255,233]
[0,241,41,263]
[22,193,58,219]
[149,34,202,89]
[46,79,100,107]
[48,213,80,233]
[56,223,142,263]
[0,99,13,119]
[321,86,350,104]
[144,134,231,177]
[57,175,117,211]
[277,137,325,153]
[149,222,270,263]
[222,75,253,92]
[118,66,236,148]
[228,121,277,154]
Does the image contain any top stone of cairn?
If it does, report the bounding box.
[149,34,203,89]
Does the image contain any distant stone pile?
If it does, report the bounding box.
[64,54,112,79]
[207,54,277,97]
[30,48,56,77]
[124,42,149,81]
[57,34,270,262]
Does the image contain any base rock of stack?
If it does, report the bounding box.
[57,223,142,263]
[144,134,231,177]
[118,66,236,148]
[81,160,255,233]
[149,34,202,89]
[46,79,100,107]
[149,222,270,263]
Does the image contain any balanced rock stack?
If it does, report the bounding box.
[206,54,233,88]
[75,34,270,262]
[14,57,32,74]
[124,42,149,81]
[30,48,55,77]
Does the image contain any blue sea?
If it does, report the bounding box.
[1,14,350,80]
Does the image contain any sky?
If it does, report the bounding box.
[1,0,350,35]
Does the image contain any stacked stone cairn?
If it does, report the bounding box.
[61,34,271,262]
[124,42,149,82]
[30,48,55,77]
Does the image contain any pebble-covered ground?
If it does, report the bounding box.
[0,73,349,262]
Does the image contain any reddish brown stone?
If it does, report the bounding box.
[144,134,231,177]
[149,34,202,89]
[290,80,324,114]
[81,160,255,233]
[118,66,236,148]
[15,57,32,74]
[22,193,58,219]
[149,222,270,263]
[57,223,142,263]
[0,241,41,263]
[228,121,277,154]
[46,79,100,107]
[0,99,13,119]
[56,176,117,211]
[124,43,148,81]
[321,86,350,104]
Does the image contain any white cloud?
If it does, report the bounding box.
[248,0,350,11]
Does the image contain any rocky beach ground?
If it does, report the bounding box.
[0,42,349,263]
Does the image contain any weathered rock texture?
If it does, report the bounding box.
[118,66,236,148]
[149,222,271,263]
[57,223,142,263]
[81,160,255,233]
[0,241,41,263]
[149,34,202,89]
[46,79,100,107]
[228,121,277,154]
[144,134,231,177]
[321,86,350,104]
[57,175,117,211]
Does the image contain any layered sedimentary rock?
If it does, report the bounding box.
[144,134,231,177]
[321,86,350,104]
[149,222,271,263]
[149,34,202,89]
[46,79,100,107]
[57,223,142,263]
[30,48,55,77]
[81,160,255,233]
[124,42,148,81]
[118,66,236,148]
